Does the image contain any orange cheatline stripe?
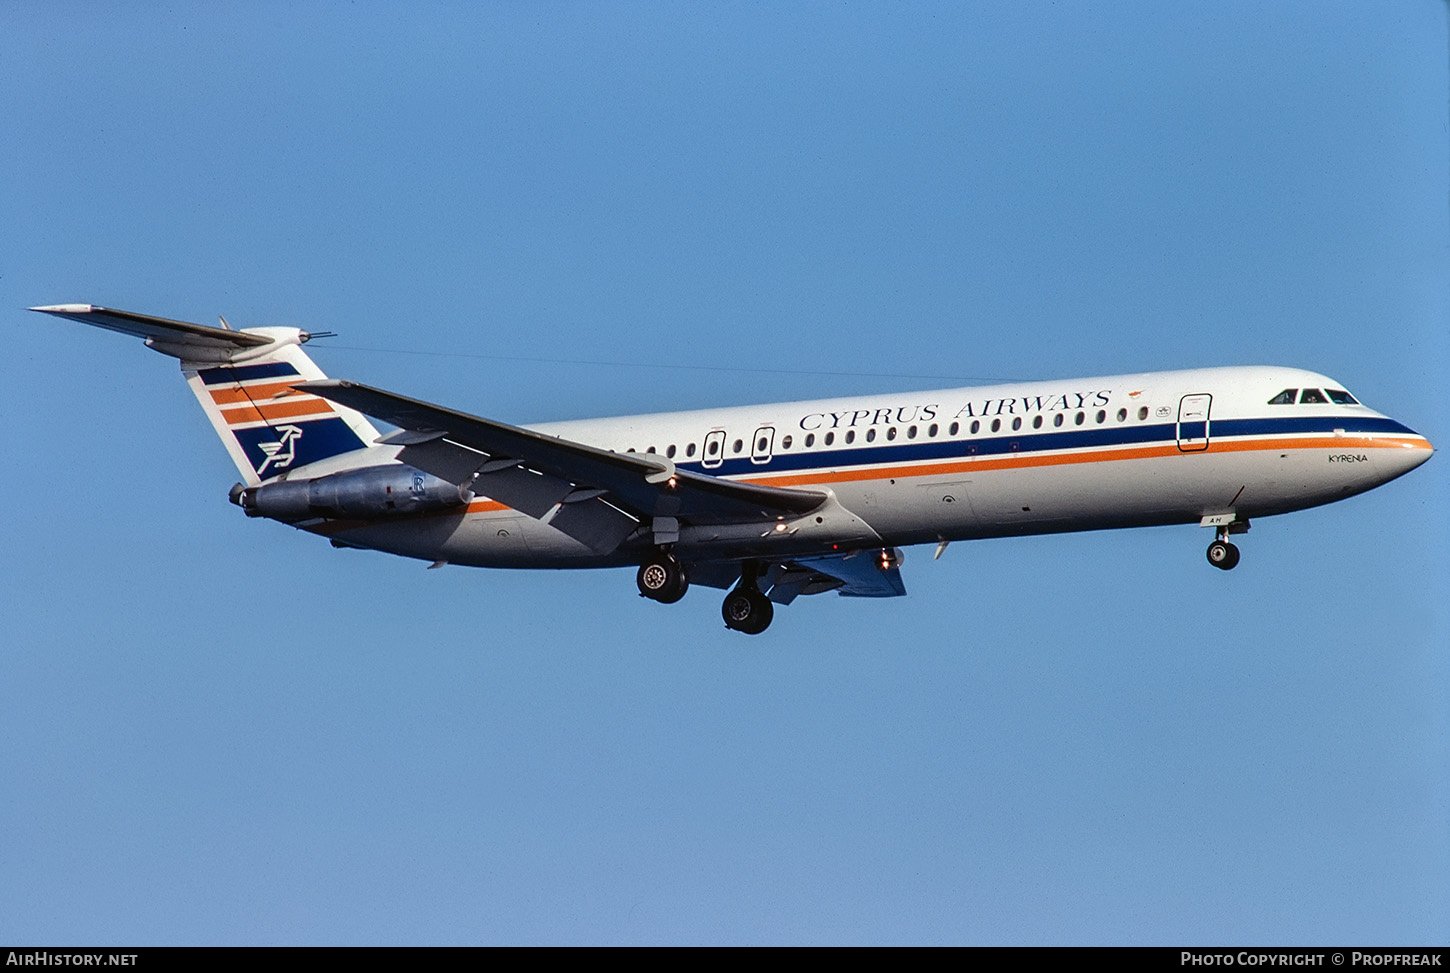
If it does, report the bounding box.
[308,497,508,536]
[739,435,1428,489]
[221,398,337,424]
[449,436,1435,512]
[208,380,305,405]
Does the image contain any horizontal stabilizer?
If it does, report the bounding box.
[31,304,273,355]
[34,303,380,484]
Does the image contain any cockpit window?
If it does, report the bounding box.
[1326,388,1359,405]
[1299,388,1327,404]
[1268,389,1297,405]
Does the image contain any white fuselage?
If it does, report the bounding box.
[304,365,1432,568]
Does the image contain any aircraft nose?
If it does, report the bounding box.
[1382,428,1434,479]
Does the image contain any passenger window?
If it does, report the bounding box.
[1116,408,1126,422]
[845,430,855,444]
[686,443,696,457]
[928,423,939,437]
[1032,415,1043,429]
[1095,410,1106,424]
[1268,389,1297,405]
[991,419,1001,433]
[825,432,835,446]
[907,425,917,439]
[732,439,743,454]
[1299,388,1327,404]
[967,420,978,435]
[805,433,814,447]
[707,440,718,456]
[1137,407,1148,420]
[887,427,898,441]
[866,428,876,442]
[781,435,792,450]
[1053,413,1064,427]
[1326,389,1359,405]
[756,436,768,452]
[1075,412,1085,426]
[666,444,676,458]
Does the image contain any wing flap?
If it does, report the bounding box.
[545,497,641,554]
[470,464,575,519]
[390,436,489,484]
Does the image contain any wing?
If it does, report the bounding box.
[764,549,907,603]
[684,549,908,602]
[300,379,829,554]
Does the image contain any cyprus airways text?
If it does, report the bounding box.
[798,389,1115,430]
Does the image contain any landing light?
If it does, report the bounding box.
[774,523,788,533]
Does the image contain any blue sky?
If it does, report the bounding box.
[2,1,1446,945]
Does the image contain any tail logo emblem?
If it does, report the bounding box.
[256,424,304,475]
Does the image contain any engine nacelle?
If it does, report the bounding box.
[234,465,473,522]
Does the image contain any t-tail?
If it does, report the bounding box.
[30,304,381,485]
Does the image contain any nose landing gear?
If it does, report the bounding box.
[1206,538,1240,570]
[1206,523,1242,570]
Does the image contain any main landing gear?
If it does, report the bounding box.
[721,560,774,635]
[1206,525,1241,571]
[636,552,689,603]
[637,553,774,633]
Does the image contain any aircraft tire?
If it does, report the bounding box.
[722,588,773,634]
[638,554,689,603]
[1206,540,1240,570]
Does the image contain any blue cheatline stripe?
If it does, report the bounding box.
[673,415,1420,478]
[233,417,367,476]
[197,362,301,385]
[1211,416,1414,438]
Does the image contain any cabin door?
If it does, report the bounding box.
[1176,394,1212,452]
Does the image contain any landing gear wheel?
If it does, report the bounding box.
[1206,540,1240,570]
[722,588,774,635]
[637,553,689,603]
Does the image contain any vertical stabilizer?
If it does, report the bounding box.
[32,305,381,486]
[181,332,381,485]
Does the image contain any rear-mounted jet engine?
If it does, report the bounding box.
[232,466,473,522]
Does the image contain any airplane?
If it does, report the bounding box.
[33,303,1434,635]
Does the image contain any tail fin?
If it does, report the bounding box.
[32,304,380,485]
